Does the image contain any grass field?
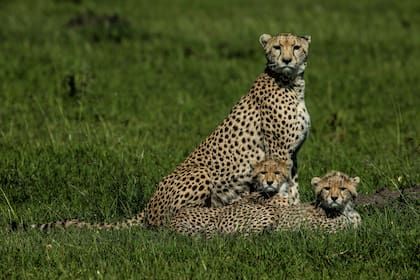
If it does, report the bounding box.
[1,0,419,278]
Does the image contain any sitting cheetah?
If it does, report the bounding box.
[143,33,312,227]
[29,33,312,229]
[171,171,361,236]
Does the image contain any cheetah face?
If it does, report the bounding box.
[259,33,311,79]
[252,159,292,195]
[311,171,360,211]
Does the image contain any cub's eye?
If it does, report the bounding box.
[293,45,301,51]
[340,187,347,191]
[260,171,267,175]
[274,171,282,175]
[324,186,331,191]
[273,45,281,51]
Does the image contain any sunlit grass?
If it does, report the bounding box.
[0,0,418,278]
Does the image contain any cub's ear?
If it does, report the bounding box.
[311,177,321,187]
[300,35,311,43]
[249,159,259,174]
[249,159,258,169]
[351,176,360,185]
[259,34,272,47]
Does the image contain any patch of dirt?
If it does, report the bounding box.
[67,11,126,28]
[356,186,420,207]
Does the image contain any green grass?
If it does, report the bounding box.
[0,0,419,278]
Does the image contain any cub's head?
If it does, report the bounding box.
[252,159,292,195]
[311,171,360,212]
[259,33,311,79]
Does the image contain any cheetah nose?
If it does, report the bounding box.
[282,57,292,64]
[266,180,274,186]
[331,196,338,201]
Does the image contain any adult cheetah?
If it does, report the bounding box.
[144,33,312,227]
[29,33,312,229]
[171,171,362,236]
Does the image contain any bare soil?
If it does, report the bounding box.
[356,186,420,207]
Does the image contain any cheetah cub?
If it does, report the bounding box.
[234,158,293,205]
[252,158,292,195]
[170,158,293,236]
[170,169,361,236]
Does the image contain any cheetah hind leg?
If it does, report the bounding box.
[169,167,213,211]
[144,165,213,227]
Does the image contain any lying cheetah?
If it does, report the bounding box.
[30,155,292,232]
[143,33,312,227]
[251,158,292,195]
[171,171,361,236]
[29,158,288,231]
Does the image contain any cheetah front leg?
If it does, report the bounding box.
[288,151,301,205]
[288,176,300,205]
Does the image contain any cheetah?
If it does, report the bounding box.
[29,33,312,229]
[143,33,312,227]
[170,171,361,236]
[252,158,293,195]
[29,158,289,231]
[231,158,293,205]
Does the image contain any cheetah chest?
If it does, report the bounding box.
[260,87,310,158]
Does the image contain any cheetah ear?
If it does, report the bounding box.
[351,176,360,185]
[300,35,311,43]
[249,159,258,175]
[249,159,258,169]
[311,177,321,187]
[259,34,272,47]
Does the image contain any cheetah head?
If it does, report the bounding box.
[311,171,360,212]
[252,159,292,195]
[259,33,311,79]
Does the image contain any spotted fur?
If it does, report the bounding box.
[30,212,145,231]
[171,171,361,236]
[143,33,311,227]
[30,33,312,230]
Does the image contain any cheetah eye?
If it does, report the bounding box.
[324,186,330,191]
[293,45,301,51]
[274,171,282,175]
[339,187,346,191]
[273,45,281,51]
[260,171,267,175]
